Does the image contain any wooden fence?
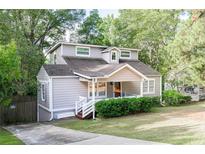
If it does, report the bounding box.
[0,96,37,125]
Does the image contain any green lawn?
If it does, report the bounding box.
[54,101,205,145]
[0,128,24,145]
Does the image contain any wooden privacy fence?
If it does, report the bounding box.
[0,96,37,125]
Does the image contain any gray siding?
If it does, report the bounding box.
[102,52,110,63]
[143,76,161,97]
[56,46,67,64]
[52,77,88,110]
[130,51,138,60]
[37,67,50,109]
[37,67,49,80]
[38,106,51,122]
[49,46,66,64]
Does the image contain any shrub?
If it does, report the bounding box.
[150,96,161,107]
[95,97,158,118]
[162,90,192,106]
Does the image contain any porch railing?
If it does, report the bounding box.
[75,96,87,115]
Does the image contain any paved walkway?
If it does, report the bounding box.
[5,123,164,145]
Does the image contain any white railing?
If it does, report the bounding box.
[82,100,95,118]
[75,96,95,119]
[75,96,87,115]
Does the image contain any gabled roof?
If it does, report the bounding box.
[43,64,74,76]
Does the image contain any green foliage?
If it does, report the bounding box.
[0,42,21,105]
[162,90,191,106]
[113,10,180,71]
[0,9,85,96]
[165,10,205,86]
[95,97,159,118]
[78,10,105,45]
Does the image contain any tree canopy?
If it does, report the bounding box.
[0,42,21,105]
[0,9,85,97]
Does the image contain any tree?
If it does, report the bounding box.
[78,10,105,45]
[113,10,180,71]
[165,10,205,86]
[0,42,21,105]
[0,9,85,95]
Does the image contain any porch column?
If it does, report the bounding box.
[92,78,96,119]
[140,80,143,97]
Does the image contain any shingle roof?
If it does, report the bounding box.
[43,64,74,76]
[43,57,160,77]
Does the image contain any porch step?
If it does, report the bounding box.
[76,111,93,120]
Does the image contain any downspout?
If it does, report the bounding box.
[49,77,54,121]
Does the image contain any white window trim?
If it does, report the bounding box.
[111,50,118,62]
[75,46,90,57]
[40,83,46,102]
[143,79,155,94]
[88,82,107,99]
[120,50,131,59]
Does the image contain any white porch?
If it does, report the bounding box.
[75,64,149,119]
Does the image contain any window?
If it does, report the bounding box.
[149,80,155,93]
[143,79,155,94]
[41,83,46,101]
[89,83,97,97]
[98,82,106,96]
[111,50,117,61]
[76,46,90,56]
[120,51,131,59]
[88,82,107,98]
[143,80,148,93]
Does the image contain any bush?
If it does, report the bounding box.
[95,97,159,118]
[162,90,192,106]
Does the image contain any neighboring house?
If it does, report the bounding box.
[179,85,205,101]
[165,83,205,101]
[37,42,162,121]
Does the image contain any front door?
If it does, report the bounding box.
[113,82,121,97]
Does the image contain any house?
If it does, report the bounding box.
[37,42,162,121]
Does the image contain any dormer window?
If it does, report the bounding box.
[120,50,131,59]
[76,46,90,57]
[111,50,117,61]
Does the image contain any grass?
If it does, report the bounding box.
[0,128,24,145]
[54,101,205,145]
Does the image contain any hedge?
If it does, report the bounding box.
[162,90,192,106]
[95,96,160,118]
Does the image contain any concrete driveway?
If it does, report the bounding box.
[5,123,164,145]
